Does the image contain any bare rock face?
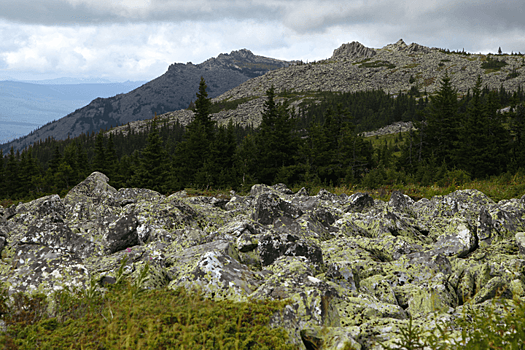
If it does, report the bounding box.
[1,172,525,349]
[331,41,377,61]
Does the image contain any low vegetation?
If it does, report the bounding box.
[481,56,508,72]
[0,259,293,350]
[381,296,525,350]
[359,60,396,69]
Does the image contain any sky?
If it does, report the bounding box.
[0,0,524,82]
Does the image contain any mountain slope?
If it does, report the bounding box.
[0,80,145,144]
[1,49,293,152]
[126,39,524,133]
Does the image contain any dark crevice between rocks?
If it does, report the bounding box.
[419,229,430,237]
[300,329,323,350]
[364,247,393,262]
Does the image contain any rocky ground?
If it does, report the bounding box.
[1,172,525,349]
[360,121,415,138]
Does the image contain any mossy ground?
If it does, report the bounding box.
[0,272,294,350]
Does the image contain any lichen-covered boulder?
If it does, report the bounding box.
[0,226,9,257]
[251,255,341,344]
[388,190,415,214]
[345,192,374,212]
[22,217,95,259]
[517,232,525,256]
[253,192,303,225]
[65,171,117,205]
[258,233,323,269]
[0,244,89,294]
[105,214,139,254]
[430,217,477,257]
[169,249,266,301]
[2,173,525,350]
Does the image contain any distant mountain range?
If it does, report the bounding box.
[1,49,293,152]
[0,80,145,144]
[3,39,525,152]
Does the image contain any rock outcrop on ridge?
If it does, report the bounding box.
[1,172,525,349]
[108,38,525,134]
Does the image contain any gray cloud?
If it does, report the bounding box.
[0,0,280,24]
[0,0,524,81]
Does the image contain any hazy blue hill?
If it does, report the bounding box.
[0,80,145,144]
[1,49,292,152]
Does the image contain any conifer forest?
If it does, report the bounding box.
[1,76,525,201]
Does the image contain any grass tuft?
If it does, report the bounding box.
[0,259,293,349]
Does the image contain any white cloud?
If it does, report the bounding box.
[0,0,523,81]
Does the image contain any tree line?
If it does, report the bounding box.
[1,76,525,200]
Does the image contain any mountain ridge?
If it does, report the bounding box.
[1,49,293,152]
[0,80,146,144]
[109,39,525,136]
[4,39,525,151]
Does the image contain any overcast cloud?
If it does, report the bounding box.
[0,0,523,82]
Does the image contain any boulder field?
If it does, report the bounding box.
[1,172,525,349]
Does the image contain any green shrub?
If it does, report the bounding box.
[481,56,508,71]
[380,296,525,350]
[0,259,293,349]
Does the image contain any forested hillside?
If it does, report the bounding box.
[1,75,525,202]
[0,49,293,153]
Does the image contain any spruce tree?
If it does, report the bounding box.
[235,134,258,191]
[172,77,214,189]
[0,149,4,198]
[132,121,169,193]
[56,143,78,190]
[44,146,63,193]
[456,75,489,177]
[92,132,107,175]
[255,86,299,185]
[201,121,237,189]
[18,150,42,198]
[5,147,20,198]
[484,90,509,175]
[510,104,525,171]
[105,133,118,180]
[194,76,215,140]
[423,74,459,166]
[75,141,90,183]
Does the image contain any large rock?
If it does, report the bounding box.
[1,174,525,349]
[331,41,377,61]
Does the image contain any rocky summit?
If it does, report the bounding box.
[1,172,525,348]
[109,39,525,135]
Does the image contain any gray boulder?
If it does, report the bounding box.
[1,174,525,350]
